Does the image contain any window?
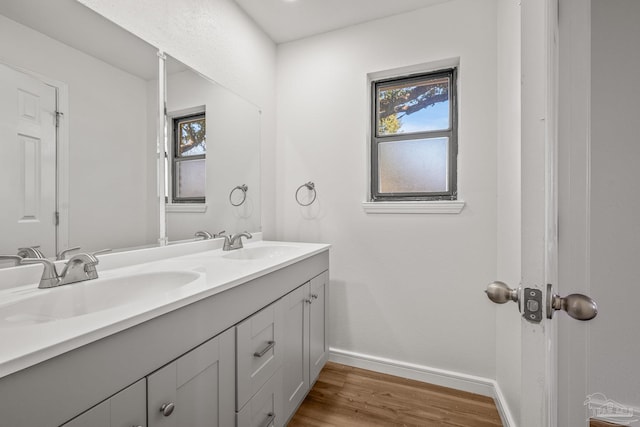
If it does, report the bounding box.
[171,112,206,203]
[371,68,457,201]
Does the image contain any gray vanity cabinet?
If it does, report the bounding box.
[0,251,329,427]
[61,379,146,427]
[282,271,330,423]
[147,328,235,427]
[309,271,329,383]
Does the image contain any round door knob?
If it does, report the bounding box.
[485,281,519,304]
[160,402,175,417]
[547,289,598,321]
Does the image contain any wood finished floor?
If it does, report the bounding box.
[288,362,502,427]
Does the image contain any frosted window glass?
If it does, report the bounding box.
[378,137,448,193]
[176,159,205,199]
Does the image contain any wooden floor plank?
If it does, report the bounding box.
[288,362,503,427]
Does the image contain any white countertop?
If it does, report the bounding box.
[0,238,330,378]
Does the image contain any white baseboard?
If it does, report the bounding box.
[329,347,517,427]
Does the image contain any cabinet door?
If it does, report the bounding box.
[236,368,283,427]
[281,283,310,421]
[309,271,329,383]
[62,379,146,427]
[147,328,234,427]
[236,298,284,411]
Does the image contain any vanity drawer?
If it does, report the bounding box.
[236,368,283,427]
[236,298,284,410]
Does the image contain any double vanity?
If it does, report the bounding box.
[0,236,330,427]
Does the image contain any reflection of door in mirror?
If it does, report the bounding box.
[0,63,57,260]
[0,1,160,261]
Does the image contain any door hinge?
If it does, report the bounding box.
[55,111,64,128]
[54,211,60,226]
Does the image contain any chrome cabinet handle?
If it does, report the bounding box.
[259,412,275,427]
[311,294,318,300]
[546,284,598,321]
[160,402,175,417]
[254,341,275,358]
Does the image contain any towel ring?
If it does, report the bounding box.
[295,182,317,207]
[229,184,248,206]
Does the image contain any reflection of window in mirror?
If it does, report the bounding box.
[168,109,206,203]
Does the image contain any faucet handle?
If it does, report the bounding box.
[91,249,112,257]
[17,246,46,259]
[213,230,226,238]
[0,255,23,266]
[57,246,81,260]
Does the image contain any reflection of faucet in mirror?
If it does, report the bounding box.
[223,232,252,251]
[57,247,81,261]
[194,231,214,240]
[17,247,46,259]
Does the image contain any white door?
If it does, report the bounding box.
[0,63,57,258]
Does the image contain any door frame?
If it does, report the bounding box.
[0,59,70,255]
[520,0,559,425]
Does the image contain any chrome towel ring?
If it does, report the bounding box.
[295,182,317,206]
[229,184,248,206]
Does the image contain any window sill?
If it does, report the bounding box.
[166,203,207,213]
[361,200,465,214]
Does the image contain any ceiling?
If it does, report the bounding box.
[233,0,453,44]
[0,0,159,80]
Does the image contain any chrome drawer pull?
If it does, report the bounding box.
[259,412,275,427]
[253,341,275,358]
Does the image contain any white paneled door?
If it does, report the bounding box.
[0,63,57,258]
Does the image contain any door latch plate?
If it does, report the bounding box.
[522,288,543,323]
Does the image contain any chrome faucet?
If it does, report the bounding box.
[19,250,109,289]
[56,246,81,260]
[17,246,46,259]
[223,231,252,251]
[58,253,100,286]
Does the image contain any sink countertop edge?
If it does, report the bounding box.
[0,240,331,379]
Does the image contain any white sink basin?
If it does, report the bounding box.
[222,245,298,261]
[0,271,200,326]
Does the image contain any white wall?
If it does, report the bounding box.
[78,0,278,238]
[276,0,498,378]
[0,14,157,253]
[165,68,261,240]
[589,0,640,410]
[496,0,522,422]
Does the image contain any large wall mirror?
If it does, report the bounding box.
[162,55,261,242]
[0,0,160,264]
[0,0,262,268]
